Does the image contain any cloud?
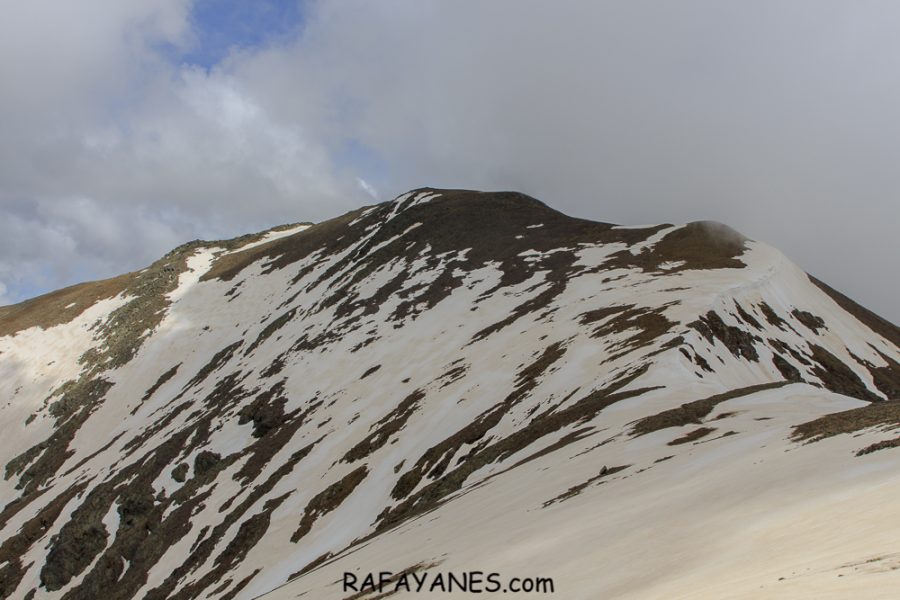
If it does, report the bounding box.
[282,0,900,321]
[357,178,378,200]
[0,0,364,305]
[1,0,898,323]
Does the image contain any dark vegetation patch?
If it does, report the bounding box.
[585,305,675,359]
[712,411,738,420]
[360,365,381,379]
[0,487,49,534]
[856,350,900,400]
[69,237,245,380]
[289,551,333,579]
[119,401,193,457]
[807,344,881,402]
[699,430,738,443]
[791,309,826,333]
[542,465,629,507]
[679,347,713,372]
[5,378,114,494]
[668,427,716,445]
[224,279,243,299]
[261,353,288,378]
[856,436,900,456]
[0,483,86,598]
[689,311,760,361]
[768,338,811,366]
[60,432,126,478]
[631,382,791,437]
[388,343,567,500]
[389,401,520,499]
[193,451,222,477]
[792,402,900,442]
[734,302,763,330]
[144,438,321,600]
[772,354,802,382]
[162,493,291,600]
[643,221,746,271]
[237,381,288,438]
[507,427,595,470]
[217,569,261,600]
[602,221,747,274]
[5,353,317,600]
[131,363,181,415]
[200,209,368,284]
[350,334,381,354]
[243,308,297,356]
[341,270,412,326]
[514,342,566,390]
[121,370,251,458]
[171,463,189,483]
[232,400,322,485]
[291,466,368,543]
[342,390,425,463]
[377,367,657,534]
[469,280,566,342]
[40,491,117,592]
[758,302,788,330]
[579,306,628,326]
[809,275,900,347]
[35,428,213,597]
[179,341,243,394]
[437,364,468,389]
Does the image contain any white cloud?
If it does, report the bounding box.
[357,178,378,200]
[0,0,366,303]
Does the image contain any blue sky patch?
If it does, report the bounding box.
[337,139,390,195]
[179,0,308,68]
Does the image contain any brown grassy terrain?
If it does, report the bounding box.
[0,275,132,338]
[792,401,900,442]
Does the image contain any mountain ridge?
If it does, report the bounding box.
[4,188,889,340]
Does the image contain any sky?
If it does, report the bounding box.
[1,1,897,322]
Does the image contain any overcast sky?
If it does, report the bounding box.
[1,1,897,322]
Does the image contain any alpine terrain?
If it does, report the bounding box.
[0,189,898,600]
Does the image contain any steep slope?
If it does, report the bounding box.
[0,189,897,600]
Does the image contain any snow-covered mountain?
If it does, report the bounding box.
[0,188,897,600]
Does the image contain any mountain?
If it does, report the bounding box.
[0,188,897,600]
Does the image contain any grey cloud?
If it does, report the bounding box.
[281,0,900,321]
[1,0,897,323]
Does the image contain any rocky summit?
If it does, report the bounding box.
[0,188,898,599]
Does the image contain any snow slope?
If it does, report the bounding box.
[0,189,897,600]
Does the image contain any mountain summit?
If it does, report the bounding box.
[1,189,898,599]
